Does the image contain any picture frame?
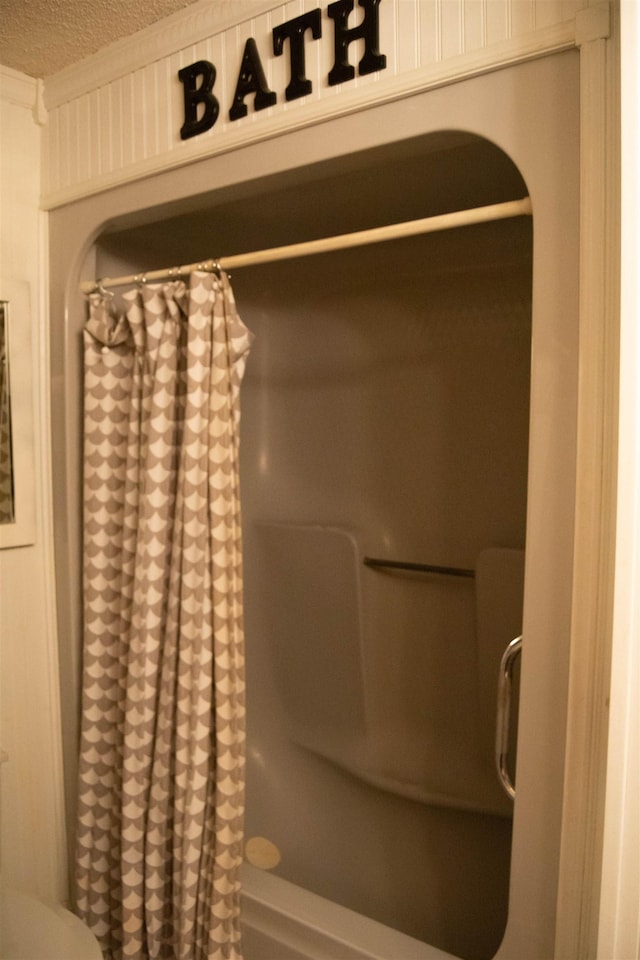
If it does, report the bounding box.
[0,277,36,548]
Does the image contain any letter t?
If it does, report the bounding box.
[273,9,322,102]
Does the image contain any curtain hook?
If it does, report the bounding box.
[135,273,147,288]
[212,260,229,280]
[93,278,113,300]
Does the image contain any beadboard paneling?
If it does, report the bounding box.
[42,0,591,207]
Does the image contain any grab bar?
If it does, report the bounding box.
[495,634,522,800]
[363,557,475,579]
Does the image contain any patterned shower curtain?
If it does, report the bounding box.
[75,271,252,960]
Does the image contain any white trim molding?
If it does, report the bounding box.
[596,1,640,957]
[0,66,47,126]
[555,2,623,957]
[0,65,37,110]
[41,0,589,210]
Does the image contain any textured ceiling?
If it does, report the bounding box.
[0,0,203,79]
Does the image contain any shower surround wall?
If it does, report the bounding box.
[44,2,621,958]
[235,226,532,957]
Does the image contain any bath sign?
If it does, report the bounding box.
[178,0,387,140]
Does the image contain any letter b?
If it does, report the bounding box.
[178,60,219,140]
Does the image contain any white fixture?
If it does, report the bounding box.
[0,750,102,960]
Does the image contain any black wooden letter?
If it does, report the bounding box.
[273,9,322,101]
[327,0,386,86]
[229,38,277,121]
[178,60,219,140]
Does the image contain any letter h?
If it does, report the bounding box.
[327,0,386,87]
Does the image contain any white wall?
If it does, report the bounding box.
[0,65,67,903]
[597,3,640,956]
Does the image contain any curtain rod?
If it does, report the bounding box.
[80,197,532,295]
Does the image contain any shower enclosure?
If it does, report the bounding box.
[50,50,580,960]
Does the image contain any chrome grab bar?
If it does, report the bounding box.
[363,556,475,578]
[495,635,522,800]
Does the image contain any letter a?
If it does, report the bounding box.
[229,38,277,121]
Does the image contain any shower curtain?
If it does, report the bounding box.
[75,271,252,960]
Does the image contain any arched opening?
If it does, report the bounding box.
[91,131,531,959]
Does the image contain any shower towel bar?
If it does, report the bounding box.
[496,634,522,800]
[363,557,475,578]
[80,196,532,294]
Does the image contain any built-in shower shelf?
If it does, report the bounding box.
[363,557,475,579]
